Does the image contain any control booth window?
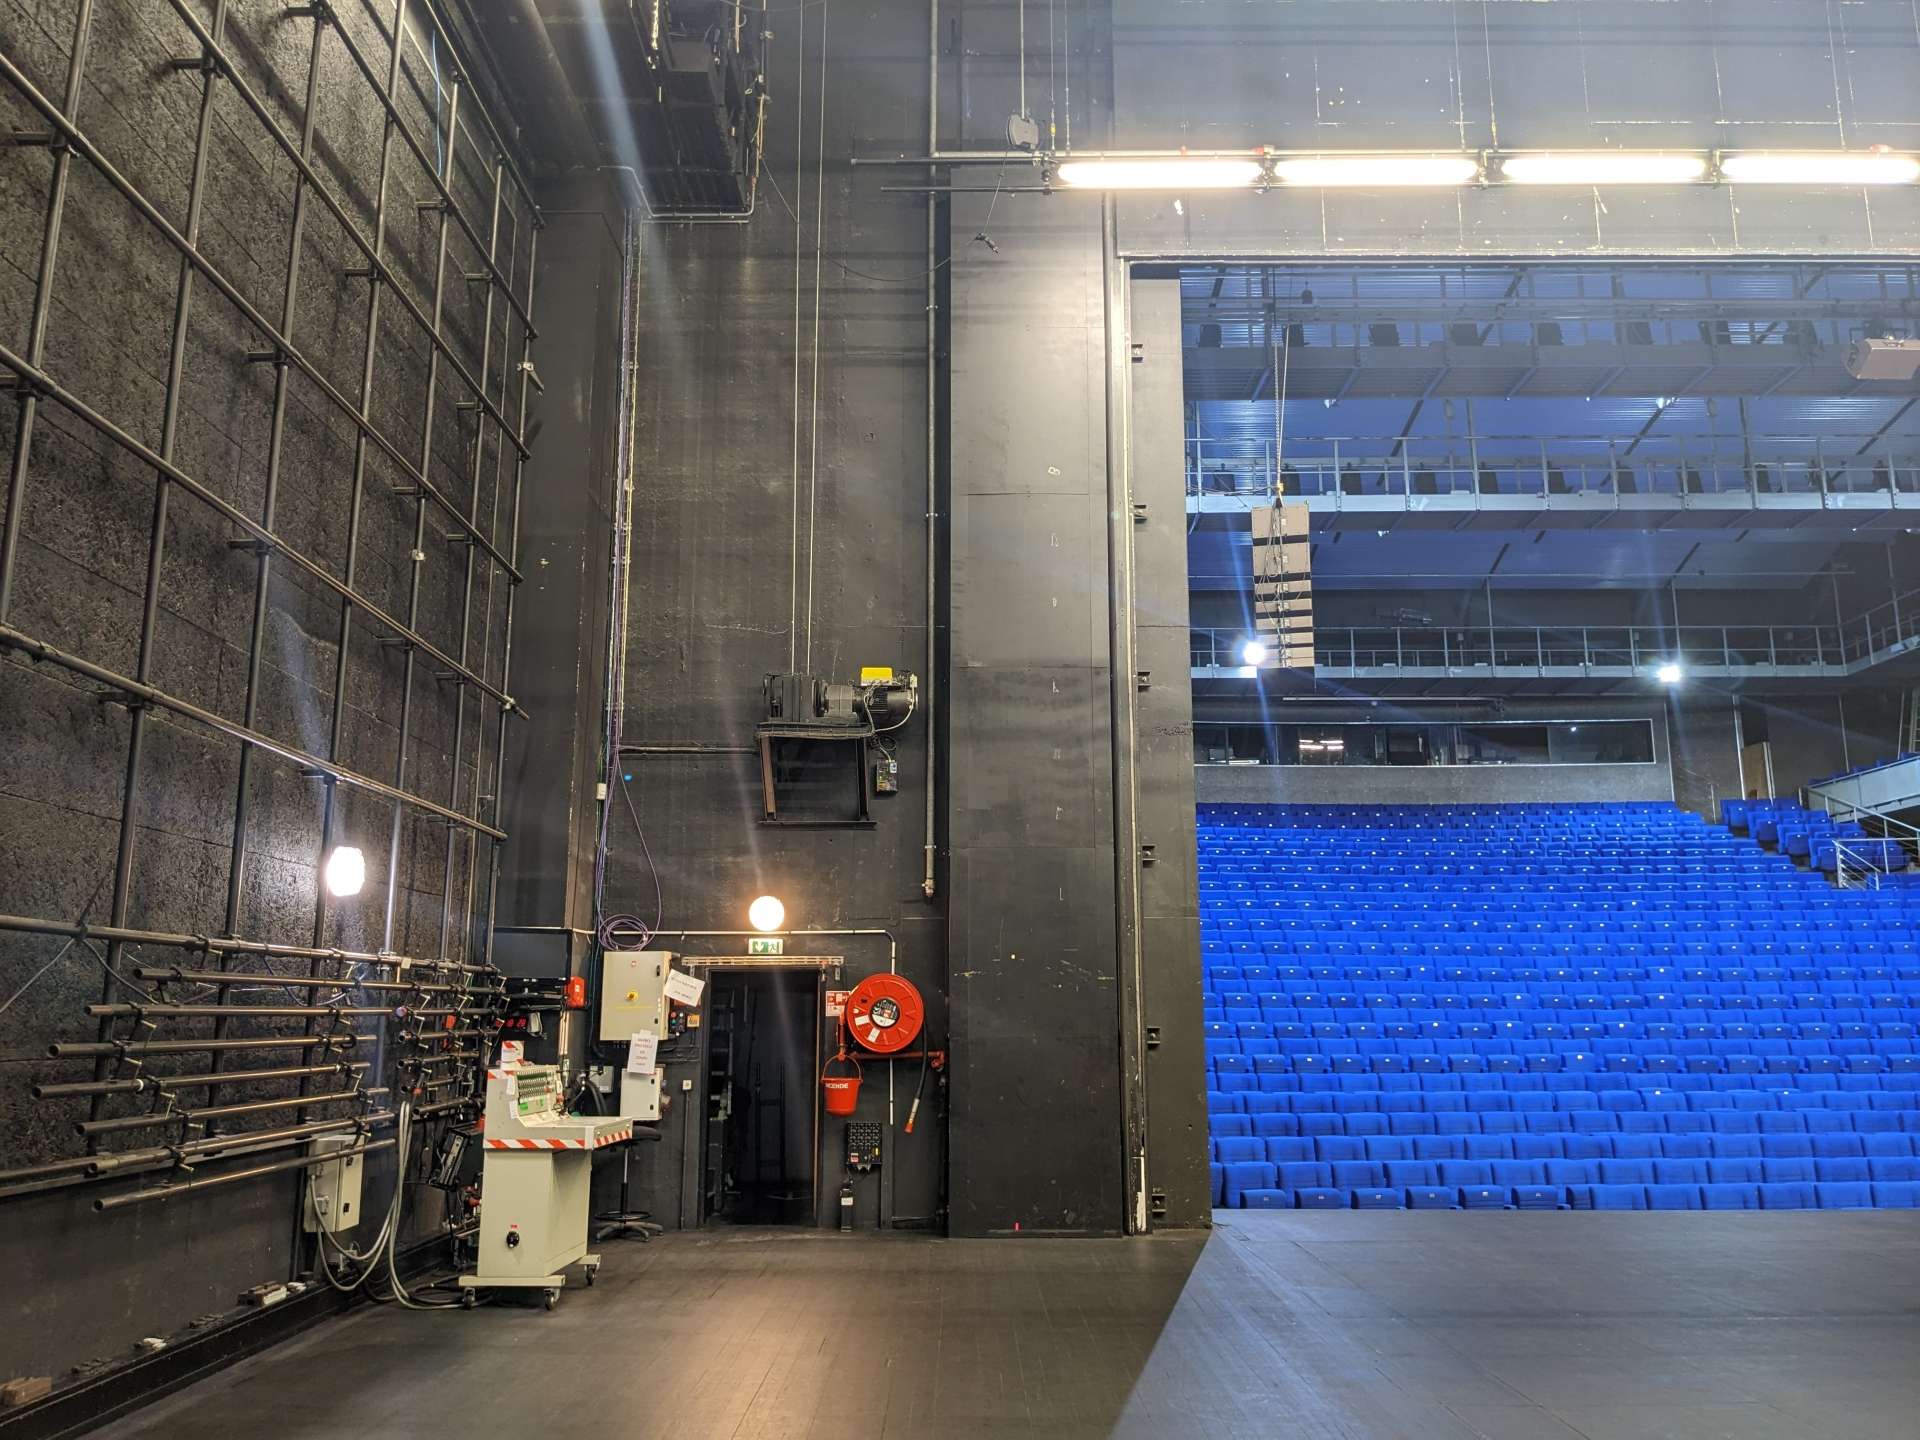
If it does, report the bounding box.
[1194,718,1656,768]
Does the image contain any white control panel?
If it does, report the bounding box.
[599,950,671,1042]
[599,950,671,1123]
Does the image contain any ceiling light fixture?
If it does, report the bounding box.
[1241,639,1269,666]
[1501,152,1708,186]
[1655,662,1684,685]
[1053,158,1262,189]
[1273,155,1481,188]
[1720,151,1920,186]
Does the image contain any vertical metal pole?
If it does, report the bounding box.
[209,5,329,1126]
[91,2,230,1128]
[1099,195,1148,1234]
[224,11,326,934]
[481,226,540,981]
[383,76,465,953]
[315,0,409,955]
[0,0,95,620]
[439,159,510,959]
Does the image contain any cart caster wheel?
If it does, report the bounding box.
[461,1290,477,1310]
[584,1266,597,1287]
[544,1289,558,1311]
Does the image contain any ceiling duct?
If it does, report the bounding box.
[468,0,765,210]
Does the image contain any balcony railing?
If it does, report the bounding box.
[1187,435,1920,504]
[1190,613,1920,676]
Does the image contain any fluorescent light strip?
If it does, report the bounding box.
[1273,155,1481,188]
[1501,152,1708,186]
[1053,158,1261,190]
[1721,151,1920,186]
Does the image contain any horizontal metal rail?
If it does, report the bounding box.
[160,1,531,460]
[131,965,480,996]
[93,1136,397,1211]
[74,1088,384,1138]
[0,627,507,840]
[84,1112,393,1176]
[0,46,524,584]
[85,1003,460,1020]
[33,1060,369,1100]
[0,342,515,711]
[0,910,493,973]
[49,1034,359,1059]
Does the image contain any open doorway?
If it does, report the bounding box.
[701,969,822,1225]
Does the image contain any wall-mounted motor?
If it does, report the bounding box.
[762,668,917,732]
[757,669,919,826]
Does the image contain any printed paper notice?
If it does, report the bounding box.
[625,1030,659,1075]
[663,969,705,1006]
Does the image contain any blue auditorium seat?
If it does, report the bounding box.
[1815,1182,1873,1209]
[1406,1186,1460,1210]
[1200,800,1920,1212]
[1242,1189,1294,1210]
[1759,1182,1816,1209]
[1296,1188,1348,1209]
[1590,1184,1648,1210]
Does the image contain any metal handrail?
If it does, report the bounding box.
[1190,622,1850,673]
[1187,438,1920,503]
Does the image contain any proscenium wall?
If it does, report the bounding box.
[0,0,530,1376]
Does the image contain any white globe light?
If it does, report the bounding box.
[323,845,365,898]
[1655,662,1684,685]
[1241,640,1269,666]
[748,895,786,932]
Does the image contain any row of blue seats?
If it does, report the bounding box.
[1205,1017,1920,1037]
[1210,1129,1920,1160]
[1195,1108,1920,1137]
[1209,1088,1920,1117]
[1205,1001,1920,1018]
[1211,1061,1918,1086]
[1206,1070,1911,1094]
[1213,1181,1920,1211]
[1216,1155,1920,1192]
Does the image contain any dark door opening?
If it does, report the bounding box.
[701,969,821,1225]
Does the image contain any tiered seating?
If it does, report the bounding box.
[1722,798,1908,875]
[1202,802,1920,1211]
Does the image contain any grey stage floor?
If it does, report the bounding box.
[98,1212,1920,1440]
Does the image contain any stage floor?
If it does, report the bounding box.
[99,1211,1920,1440]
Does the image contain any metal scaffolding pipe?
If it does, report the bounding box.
[85,1003,456,1020]
[75,1088,386,1138]
[93,1137,397,1211]
[130,966,479,996]
[158,0,530,462]
[48,1034,358,1060]
[0,626,507,839]
[0,46,525,582]
[84,1112,393,1176]
[0,911,492,971]
[33,1060,369,1101]
[0,345,512,708]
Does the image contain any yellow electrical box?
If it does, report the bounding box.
[859,666,894,683]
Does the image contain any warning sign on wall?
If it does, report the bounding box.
[825,989,851,1018]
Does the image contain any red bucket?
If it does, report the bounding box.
[822,1054,862,1116]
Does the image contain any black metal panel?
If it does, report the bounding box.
[947,185,1126,1236]
[1127,277,1210,1228]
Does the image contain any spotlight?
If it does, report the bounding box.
[1720,152,1920,186]
[1655,662,1684,685]
[1500,152,1707,186]
[1054,158,1261,190]
[748,895,786,932]
[1240,640,1269,666]
[1272,155,1480,188]
[323,846,365,898]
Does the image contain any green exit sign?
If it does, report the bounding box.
[747,937,784,956]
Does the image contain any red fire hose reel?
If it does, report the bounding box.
[842,972,924,1054]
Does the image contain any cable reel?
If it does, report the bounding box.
[841,973,924,1055]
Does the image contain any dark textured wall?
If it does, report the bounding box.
[605,0,948,1231]
[0,0,530,1377]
